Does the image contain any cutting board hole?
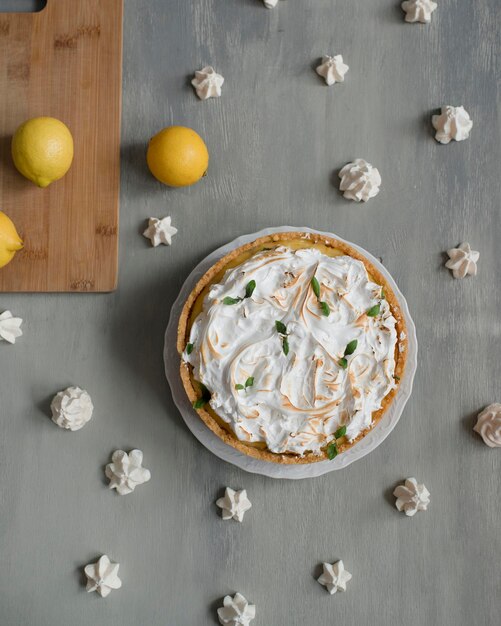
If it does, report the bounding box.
[0,1,46,12]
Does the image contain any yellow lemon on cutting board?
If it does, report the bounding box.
[0,211,23,269]
[11,116,74,188]
[146,126,209,187]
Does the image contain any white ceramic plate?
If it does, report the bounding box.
[164,226,417,479]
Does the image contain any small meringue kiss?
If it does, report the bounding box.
[84,555,122,598]
[474,404,501,448]
[339,159,381,202]
[191,66,224,100]
[432,106,473,144]
[445,243,479,279]
[401,0,437,24]
[316,55,349,86]
[393,477,430,517]
[317,560,352,594]
[218,593,256,626]
[263,0,278,7]
[216,487,252,522]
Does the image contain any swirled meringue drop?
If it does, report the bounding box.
[432,106,473,144]
[50,386,93,431]
[474,404,501,448]
[339,159,381,202]
[184,247,398,455]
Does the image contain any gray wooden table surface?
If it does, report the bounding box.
[1,0,500,624]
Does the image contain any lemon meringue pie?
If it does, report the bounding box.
[178,232,407,464]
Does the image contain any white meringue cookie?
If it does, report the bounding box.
[432,106,473,144]
[445,243,479,279]
[50,386,93,431]
[317,560,352,594]
[393,477,430,516]
[401,0,437,23]
[105,449,151,495]
[316,55,349,86]
[143,216,177,247]
[474,404,501,448]
[216,487,252,522]
[263,0,278,7]
[339,159,381,202]
[84,555,122,598]
[0,310,23,344]
[191,66,224,100]
[218,593,256,626]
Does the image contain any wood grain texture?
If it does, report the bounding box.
[0,0,500,625]
[0,0,123,292]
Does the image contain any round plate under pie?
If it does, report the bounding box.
[164,227,417,479]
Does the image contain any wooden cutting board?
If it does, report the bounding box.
[0,0,123,292]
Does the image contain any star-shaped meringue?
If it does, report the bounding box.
[263,0,278,7]
[0,310,23,344]
[217,592,256,626]
[105,449,151,495]
[317,560,352,594]
[191,66,224,100]
[339,159,381,202]
[316,55,349,86]
[393,477,430,516]
[143,216,177,247]
[84,555,122,598]
[401,0,437,23]
[445,242,479,279]
[216,487,252,522]
[432,106,473,144]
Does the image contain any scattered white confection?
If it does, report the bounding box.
[401,0,437,23]
[445,242,479,279]
[84,555,122,598]
[216,487,252,522]
[217,593,256,626]
[315,55,349,86]
[317,560,352,595]
[105,449,151,495]
[50,386,94,431]
[191,66,224,100]
[143,216,178,247]
[0,310,23,344]
[393,478,430,517]
[432,106,473,144]
[263,0,278,7]
[339,159,381,202]
[474,404,501,448]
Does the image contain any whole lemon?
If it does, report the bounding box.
[0,211,23,269]
[12,116,74,188]
[146,126,209,187]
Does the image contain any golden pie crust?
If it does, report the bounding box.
[177,231,407,464]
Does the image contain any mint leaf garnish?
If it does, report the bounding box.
[223,296,242,305]
[235,384,244,390]
[334,425,347,439]
[186,343,194,355]
[320,301,330,316]
[338,357,348,369]
[380,287,385,300]
[311,276,321,299]
[245,280,256,299]
[327,442,338,460]
[367,304,381,317]
[344,340,358,356]
[282,337,290,356]
[245,377,254,388]
[193,382,211,408]
[275,320,287,335]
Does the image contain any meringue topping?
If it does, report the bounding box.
[0,310,23,344]
[84,555,122,598]
[184,247,398,455]
[401,0,437,23]
[317,560,352,594]
[432,106,473,144]
[263,0,278,7]
[474,404,501,448]
[316,55,349,86]
[143,216,177,247]
[393,477,430,516]
[445,243,479,279]
[105,449,151,495]
[191,66,224,100]
[50,386,94,431]
[339,159,381,202]
[216,487,252,522]
[218,593,256,626]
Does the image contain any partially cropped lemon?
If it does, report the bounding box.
[0,211,23,269]
[146,126,209,187]
[12,117,74,188]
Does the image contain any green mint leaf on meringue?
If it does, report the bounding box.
[344,340,358,356]
[235,384,245,391]
[245,377,254,388]
[193,382,211,408]
[334,425,347,439]
[282,337,290,356]
[186,343,194,355]
[380,287,385,300]
[275,320,288,335]
[394,375,400,381]
[327,442,338,460]
[367,304,381,317]
[311,276,321,299]
[245,280,256,299]
[320,301,330,317]
[223,296,242,305]
[338,357,348,369]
